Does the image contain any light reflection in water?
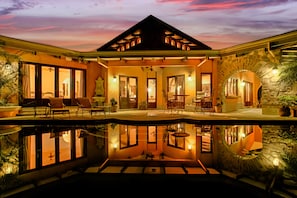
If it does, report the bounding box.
[0,123,263,188]
[224,125,262,157]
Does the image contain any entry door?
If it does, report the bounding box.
[119,76,138,109]
[244,81,253,106]
[147,78,157,108]
[167,75,185,108]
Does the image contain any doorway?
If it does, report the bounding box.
[167,75,185,109]
[119,76,138,109]
[147,78,157,108]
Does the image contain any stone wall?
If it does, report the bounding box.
[218,48,289,115]
[216,125,297,188]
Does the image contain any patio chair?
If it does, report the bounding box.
[193,91,205,112]
[201,97,213,114]
[167,92,177,113]
[48,97,70,118]
[76,97,106,116]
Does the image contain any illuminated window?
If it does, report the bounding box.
[42,66,55,98]
[75,70,84,98]
[165,37,170,44]
[225,78,238,97]
[126,43,130,49]
[42,132,56,166]
[59,130,71,162]
[136,37,141,44]
[171,40,175,46]
[120,125,138,149]
[59,68,70,98]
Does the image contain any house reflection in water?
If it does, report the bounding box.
[0,123,263,172]
[0,123,264,193]
[224,125,262,157]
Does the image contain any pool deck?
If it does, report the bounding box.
[2,107,297,125]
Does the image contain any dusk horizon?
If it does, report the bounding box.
[1,0,296,52]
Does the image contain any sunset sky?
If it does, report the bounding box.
[1,0,296,52]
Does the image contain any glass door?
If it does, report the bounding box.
[119,76,138,109]
[167,75,185,109]
[147,78,156,108]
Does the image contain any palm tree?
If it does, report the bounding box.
[0,52,19,106]
[278,62,297,86]
[278,62,297,116]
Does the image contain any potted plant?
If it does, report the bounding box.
[110,98,118,112]
[139,101,147,110]
[0,52,21,118]
[278,95,297,116]
[214,98,223,113]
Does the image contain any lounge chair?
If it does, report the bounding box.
[76,97,106,116]
[48,97,70,118]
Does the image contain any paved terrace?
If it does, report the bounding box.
[2,107,297,125]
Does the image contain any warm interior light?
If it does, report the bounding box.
[188,144,192,151]
[113,76,117,82]
[113,143,118,149]
[273,158,279,167]
[62,132,70,143]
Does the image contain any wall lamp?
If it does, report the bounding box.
[188,144,192,151]
[272,65,278,75]
[188,74,192,81]
[113,143,118,150]
[113,75,117,82]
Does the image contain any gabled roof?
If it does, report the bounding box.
[97,15,211,51]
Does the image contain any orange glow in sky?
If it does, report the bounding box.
[0,0,296,51]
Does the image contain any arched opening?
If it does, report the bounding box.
[222,70,262,112]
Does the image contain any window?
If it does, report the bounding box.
[119,76,138,109]
[42,66,55,98]
[167,123,186,150]
[21,62,86,103]
[147,126,157,143]
[42,132,56,166]
[59,68,71,98]
[75,70,84,98]
[147,78,156,108]
[120,125,138,149]
[225,78,238,97]
[196,125,212,153]
[167,75,185,108]
[21,126,86,172]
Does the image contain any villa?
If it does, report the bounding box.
[1,15,297,197]
[0,15,297,115]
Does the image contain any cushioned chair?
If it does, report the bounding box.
[76,97,105,116]
[48,97,70,118]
